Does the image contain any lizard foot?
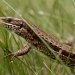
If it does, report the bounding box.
[3,45,31,60]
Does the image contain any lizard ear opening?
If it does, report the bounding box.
[20,24,23,29]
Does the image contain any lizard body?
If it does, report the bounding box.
[0,17,75,66]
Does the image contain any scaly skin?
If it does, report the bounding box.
[0,17,75,66]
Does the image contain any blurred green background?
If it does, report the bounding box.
[0,0,75,75]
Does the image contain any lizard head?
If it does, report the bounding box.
[0,17,24,29]
[0,17,28,36]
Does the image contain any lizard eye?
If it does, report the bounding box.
[6,18,12,23]
[20,24,23,29]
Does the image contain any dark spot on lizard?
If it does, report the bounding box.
[20,24,23,29]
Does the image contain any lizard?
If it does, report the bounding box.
[0,17,75,66]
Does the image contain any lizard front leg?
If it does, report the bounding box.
[4,44,31,60]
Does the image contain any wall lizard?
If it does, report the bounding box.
[0,17,75,66]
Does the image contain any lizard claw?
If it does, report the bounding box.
[3,50,12,58]
[3,50,16,61]
[3,52,18,62]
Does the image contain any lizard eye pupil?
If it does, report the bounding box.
[20,24,23,28]
[7,18,12,22]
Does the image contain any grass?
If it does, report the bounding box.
[0,0,75,75]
